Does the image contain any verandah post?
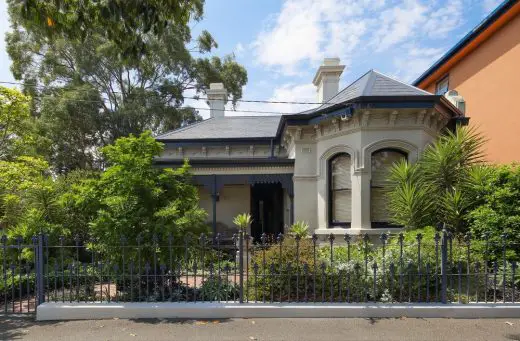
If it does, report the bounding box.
[440,226,448,304]
[239,230,244,303]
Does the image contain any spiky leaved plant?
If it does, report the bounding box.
[289,221,310,238]
[233,213,252,232]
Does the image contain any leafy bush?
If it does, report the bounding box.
[68,132,208,263]
[468,164,520,260]
[199,276,239,301]
[246,237,322,301]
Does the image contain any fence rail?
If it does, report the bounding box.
[1,230,519,314]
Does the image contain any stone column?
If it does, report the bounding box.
[351,170,371,230]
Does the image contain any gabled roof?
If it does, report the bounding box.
[413,0,520,87]
[155,115,281,141]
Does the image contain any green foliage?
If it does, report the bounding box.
[0,133,206,266]
[246,228,489,302]
[387,126,486,233]
[468,164,520,259]
[289,221,310,238]
[0,156,95,260]
[7,1,248,173]
[0,86,38,160]
[8,0,206,60]
[247,238,318,301]
[199,276,239,302]
[233,213,252,231]
[78,132,207,261]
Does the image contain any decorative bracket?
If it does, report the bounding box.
[416,110,426,125]
[388,111,398,126]
[361,111,370,127]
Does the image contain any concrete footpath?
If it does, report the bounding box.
[2,317,520,341]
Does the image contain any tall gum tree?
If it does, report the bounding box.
[6,0,248,173]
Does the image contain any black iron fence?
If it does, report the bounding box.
[1,230,519,314]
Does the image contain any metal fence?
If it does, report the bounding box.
[1,230,519,315]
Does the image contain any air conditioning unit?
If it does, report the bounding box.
[444,90,466,114]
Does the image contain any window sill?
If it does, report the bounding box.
[315,227,403,236]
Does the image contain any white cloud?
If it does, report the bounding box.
[252,0,466,76]
[251,0,381,75]
[422,0,465,38]
[393,45,445,83]
[483,0,502,13]
[372,0,428,52]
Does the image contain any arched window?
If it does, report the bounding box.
[371,149,407,227]
[328,153,351,227]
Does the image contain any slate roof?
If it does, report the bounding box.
[155,115,281,141]
[312,69,431,112]
[157,70,432,141]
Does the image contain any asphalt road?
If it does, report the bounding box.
[2,317,520,341]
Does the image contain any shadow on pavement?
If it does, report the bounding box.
[0,316,60,340]
[128,318,231,325]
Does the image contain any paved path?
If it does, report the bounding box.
[2,317,520,340]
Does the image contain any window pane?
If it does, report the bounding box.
[371,150,407,224]
[331,154,351,190]
[371,187,389,222]
[371,150,406,186]
[436,77,449,95]
[332,189,351,223]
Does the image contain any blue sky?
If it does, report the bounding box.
[0,0,504,118]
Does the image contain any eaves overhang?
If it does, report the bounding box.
[277,95,463,135]
[153,158,295,167]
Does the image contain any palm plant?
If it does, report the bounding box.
[387,125,487,234]
[387,160,435,229]
[289,221,309,238]
[233,213,252,232]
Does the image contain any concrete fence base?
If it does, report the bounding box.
[36,302,520,321]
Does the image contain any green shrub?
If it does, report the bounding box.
[246,237,323,301]
[199,276,239,301]
[468,164,520,261]
[245,228,491,303]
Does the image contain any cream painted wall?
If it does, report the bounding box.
[288,109,444,235]
[198,185,251,234]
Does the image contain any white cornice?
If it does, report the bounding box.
[191,166,294,175]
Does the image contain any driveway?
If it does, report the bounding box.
[2,317,520,340]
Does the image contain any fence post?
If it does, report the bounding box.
[238,230,244,303]
[440,227,448,304]
[36,234,45,306]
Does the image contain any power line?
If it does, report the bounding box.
[0,86,294,114]
[0,80,325,105]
